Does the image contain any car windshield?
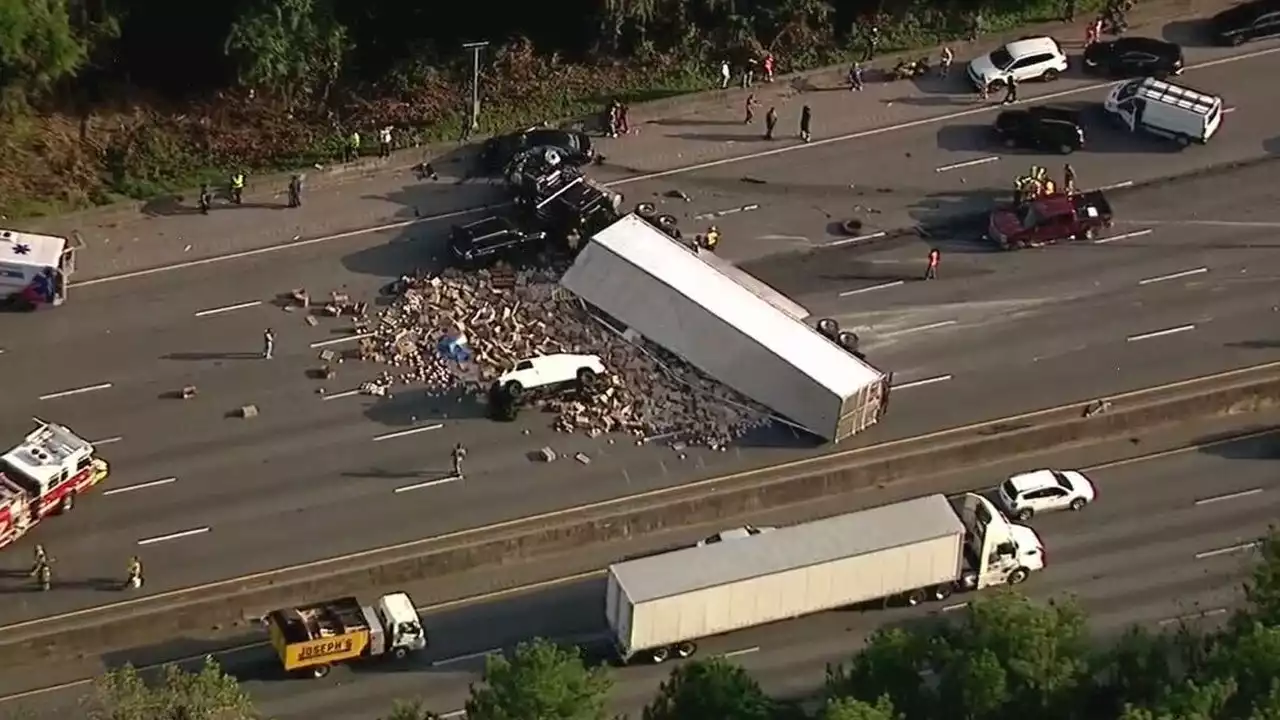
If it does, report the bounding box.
[1051,471,1075,491]
[990,47,1015,69]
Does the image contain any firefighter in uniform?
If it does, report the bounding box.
[1063,163,1077,194]
[702,226,721,252]
[229,172,245,204]
[31,545,51,591]
[126,556,144,589]
[452,443,467,479]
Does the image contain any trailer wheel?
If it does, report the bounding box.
[392,646,408,660]
[58,494,75,514]
[311,664,331,678]
[649,646,670,664]
[931,584,954,601]
[816,318,840,340]
[675,641,697,658]
[656,214,678,230]
[635,202,657,217]
[905,589,928,607]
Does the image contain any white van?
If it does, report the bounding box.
[1103,77,1223,146]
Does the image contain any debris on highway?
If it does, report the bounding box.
[358,267,772,446]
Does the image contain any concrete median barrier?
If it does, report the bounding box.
[6,361,1280,665]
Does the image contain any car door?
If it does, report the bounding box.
[1038,486,1070,510]
[1254,11,1280,39]
[1120,51,1155,75]
[1013,53,1054,81]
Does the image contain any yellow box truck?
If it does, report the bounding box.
[266,592,427,677]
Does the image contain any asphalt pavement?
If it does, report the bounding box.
[3,88,1280,624]
[1,433,1273,719]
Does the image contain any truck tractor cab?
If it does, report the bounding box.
[374,592,427,658]
[956,492,1046,589]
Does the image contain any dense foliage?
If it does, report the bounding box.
[0,0,1104,217]
[61,532,1280,720]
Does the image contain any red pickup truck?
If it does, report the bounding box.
[986,191,1114,250]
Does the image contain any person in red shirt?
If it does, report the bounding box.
[763,53,775,82]
[924,248,940,280]
[1086,16,1102,45]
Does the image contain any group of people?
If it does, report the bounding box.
[605,99,631,137]
[720,53,777,90]
[197,170,303,213]
[29,544,144,592]
[1014,163,1078,203]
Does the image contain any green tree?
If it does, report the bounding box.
[1244,531,1280,625]
[937,647,1008,720]
[0,0,88,106]
[465,639,613,720]
[86,657,257,720]
[223,0,348,104]
[825,626,930,716]
[642,657,774,720]
[818,696,901,720]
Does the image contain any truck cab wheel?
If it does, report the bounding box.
[675,641,697,658]
[58,494,75,514]
[649,647,670,664]
[905,589,928,606]
[312,664,331,678]
[392,646,408,660]
[1009,568,1030,584]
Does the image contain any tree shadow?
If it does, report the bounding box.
[140,194,201,217]
[1162,19,1216,47]
[1195,427,1280,461]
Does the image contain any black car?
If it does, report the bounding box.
[448,215,547,265]
[1082,37,1184,77]
[1212,0,1280,45]
[479,127,594,173]
[994,105,1085,154]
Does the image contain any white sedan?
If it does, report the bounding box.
[968,36,1069,90]
[697,524,775,546]
[996,469,1096,521]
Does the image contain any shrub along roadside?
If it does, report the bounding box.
[0,0,1106,220]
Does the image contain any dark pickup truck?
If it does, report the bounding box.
[986,191,1114,250]
[448,215,548,265]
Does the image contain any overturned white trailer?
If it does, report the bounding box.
[559,214,889,442]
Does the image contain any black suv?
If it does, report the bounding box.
[448,215,547,265]
[994,105,1085,154]
[1212,0,1280,45]
[480,127,594,174]
[1083,37,1184,78]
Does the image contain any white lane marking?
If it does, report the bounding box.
[1195,488,1263,506]
[611,44,1280,187]
[1129,219,1280,229]
[1138,267,1208,286]
[935,156,999,173]
[893,374,952,390]
[1094,228,1152,244]
[394,476,461,494]
[886,319,957,336]
[137,526,210,546]
[431,648,500,667]
[38,382,113,401]
[941,602,969,612]
[373,424,444,442]
[194,300,262,317]
[1158,607,1229,626]
[826,231,887,248]
[321,389,362,400]
[723,646,760,658]
[1096,179,1134,191]
[693,204,760,220]
[1195,540,1260,560]
[310,332,374,348]
[73,206,494,288]
[90,436,124,446]
[103,477,177,496]
[441,711,466,719]
[839,280,905,297]
[1127,324,1195,342]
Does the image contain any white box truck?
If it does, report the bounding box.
[604,493,1045,664]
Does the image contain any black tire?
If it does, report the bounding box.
[1059,144,1074,155]
[1069,498,1087,511]
[1004,137,1018,149]
[650,646,670,664]
[675,641,696,658]
[1176,135,1192,147]
[1041,69,1058,81]
[837,331,860,353]
[931,584,954,601]
[576,368,596,386]
[657,214,678,229]
[635,202,657,217]
[905,589,928,607]
[1015,507,1033,521]
[503,381,524,398]
[1009,567,1030,584]
[58,494,74,514]
[816,318,840,339]
[1230,33,1245,46]
[988,78,1007,91]
[312,664,330,678]
[1076,227,1096,242]
[392,646,408,660]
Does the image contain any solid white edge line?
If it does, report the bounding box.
[839,280,905,297]
[90,436,123,446]
[373,423,444,442]
[440,710,466,719]
[885,320,958,336]
[1094,228,1152,244]
[38,382,113,401]
[137,527,210,546]
[1194,540,1260,560]
[393,476,461,494]
[1138,267,1208,286]
[102,477,177,496]
[935,156,1000,172]
[194,300,263,317]
[826,231,887,248]
[893,374,952,390]
[722,646,761,658]
[310,332,374,348]
[1126,324,1196,342]
[1096,179,1134,191]
[1158,608,1229,626]
[1194,487,1263,506]
[321,389,362,400]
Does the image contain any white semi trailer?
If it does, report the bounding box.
[604,493,1045,664]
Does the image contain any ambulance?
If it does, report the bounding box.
[0,229,76,310]
[0,420,110,550]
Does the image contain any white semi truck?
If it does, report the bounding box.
[604,493,1045,664]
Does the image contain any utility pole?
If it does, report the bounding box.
[462,41,489,138]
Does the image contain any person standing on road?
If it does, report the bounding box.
[379,126,393,158]
[1086,16,1102,45]
[799,105,812,143]
[862,24,881,61]
[346,130,361,162]
[742,58,757,88]
[968,11,985,41]
[924,248,941,280]
[1002,75,1019,105]
[744,94,759,123]
[1062,0,1077,22]
[452,443,468,478]
[262,328,275,360]
[849,62,865,91]
[939,47,954,78]
[198,183,212,214]
[288,174,303,208]
[763,53,775,82]
[126,556,144,589]
[1063,163,1077,193]
[764,106,779,139]
[720,60,731,88]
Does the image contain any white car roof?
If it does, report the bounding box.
[1006,469,1058,494]
[1005,36,1060,58]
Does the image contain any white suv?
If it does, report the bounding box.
[968,36,1069,90]
[996,469,1096,521]
[496,353,606,397]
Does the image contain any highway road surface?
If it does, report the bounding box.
[2,51,1280,623]
[0,435,1272,719]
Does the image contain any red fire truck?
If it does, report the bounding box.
[0,420,110,550]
